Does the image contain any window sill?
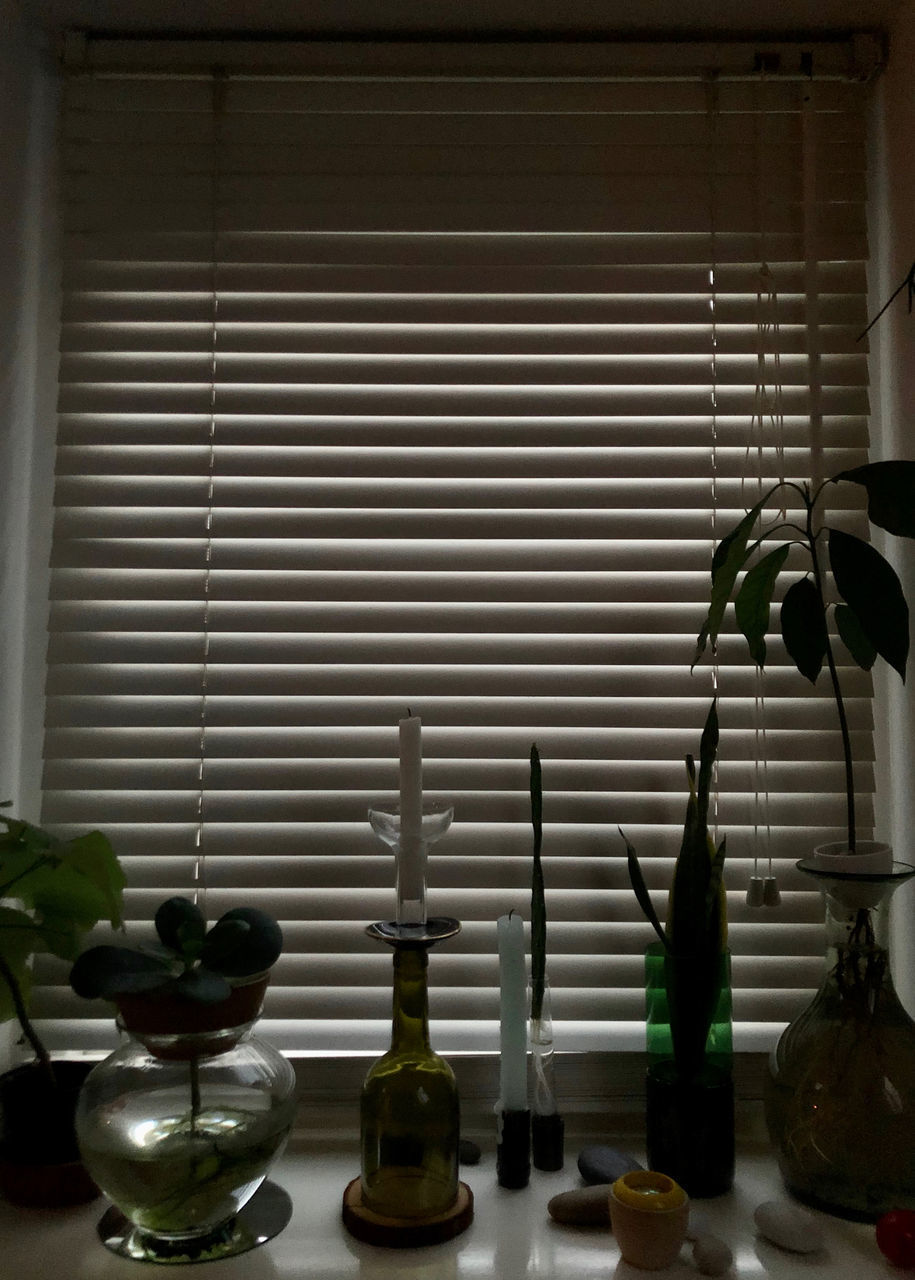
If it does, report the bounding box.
[0,1110,893,1279]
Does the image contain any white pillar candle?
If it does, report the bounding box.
[498,911,528,1112]
[398,714,424,923]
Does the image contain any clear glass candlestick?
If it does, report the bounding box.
[367,803,453,931]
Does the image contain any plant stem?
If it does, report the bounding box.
[805,495,856,850]
[189,1056,201,1133]
[0,950,56,1087]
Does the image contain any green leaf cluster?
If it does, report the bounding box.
[0,808,125,1032]
[694,463,915,684]
[70,897,283,1006]
[692,461,915,851]
[623,701,727,1080]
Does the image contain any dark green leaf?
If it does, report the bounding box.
[780,576,828,683]
[62,831,126,930]
[202,907,282,976]
[829,528,909,680]
[835,602,877,671]
[155,897,206,954]
[0,907,35,1022]
[836,461,915,538]
[693,496,771,666]
[621,829,668,950]
[69,945,172,999]
[734,544,791,667]
[530,743,546,1021]
[172,967,232,1004]
[198,917,250,968]
[28,862,114,934]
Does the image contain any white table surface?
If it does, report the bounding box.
[0,1129,901,1280]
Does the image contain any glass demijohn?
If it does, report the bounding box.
[765,861,915,1220]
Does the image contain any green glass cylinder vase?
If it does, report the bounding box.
[360,936,460,1222]
[644,940,734,1197]
[765,860,915,1221]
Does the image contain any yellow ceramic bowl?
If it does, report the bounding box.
[609,1170,690,1270]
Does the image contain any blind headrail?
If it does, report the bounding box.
[60,33,885,83]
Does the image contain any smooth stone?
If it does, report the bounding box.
[577,1144,643,1185]
[692,1233,734,1276]
[754,1200,825,1254]
[459,1138,482,1165]
[548,1184,612,1227]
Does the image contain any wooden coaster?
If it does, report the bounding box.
[342,1177,473,1248]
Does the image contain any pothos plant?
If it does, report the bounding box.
[693,461,915,853]
[0,805,125,1083]
[621,700,728,1081]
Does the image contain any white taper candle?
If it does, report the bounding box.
[398,714,424,923]
[498,911,528,1112]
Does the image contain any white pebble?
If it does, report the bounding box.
[692,1233,733,1276]
[754,1200,825,1254]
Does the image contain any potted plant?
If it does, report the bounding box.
[528,744,563,1171]
[69,897,296,1262]
[0,805,125,1205]
[621,699,733,1197]
[691,460,915,1219]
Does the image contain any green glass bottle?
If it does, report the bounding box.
[360,940,459,1221]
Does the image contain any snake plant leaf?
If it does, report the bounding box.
[695,697,719,834]
[835,602,878,671]
[829,528,909,680]
[780,576,828,683]
[621,829,667,950]
[734,544,791,668]
[530,743,547,1021]
[693,497,770,666]
[836,461,915,538]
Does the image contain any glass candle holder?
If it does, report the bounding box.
[368,802,453,930]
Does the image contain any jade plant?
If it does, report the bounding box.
[621,700,728,1080]
[0,805,125,1081]
[70,895,282,1005]
[693,461,915,853]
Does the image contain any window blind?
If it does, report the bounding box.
[36,40,874,1056]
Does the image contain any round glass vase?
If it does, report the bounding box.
[75,979,297,1262]
[764,859,915,1221]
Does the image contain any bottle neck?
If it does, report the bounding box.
[819,879,899,1013]
[822,881,891,958]
[390,945,431,1053]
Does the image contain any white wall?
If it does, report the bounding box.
[0,0,58,821]
[870,2,915,1010]
[0,0,59,1069]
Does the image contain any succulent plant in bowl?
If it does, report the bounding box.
[71,897,283,1039]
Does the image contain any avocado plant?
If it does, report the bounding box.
[70,895,283,1006]
[0,805,124,1082]
[693,461,915,853]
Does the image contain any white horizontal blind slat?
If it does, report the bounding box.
[36,50,873,1057]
